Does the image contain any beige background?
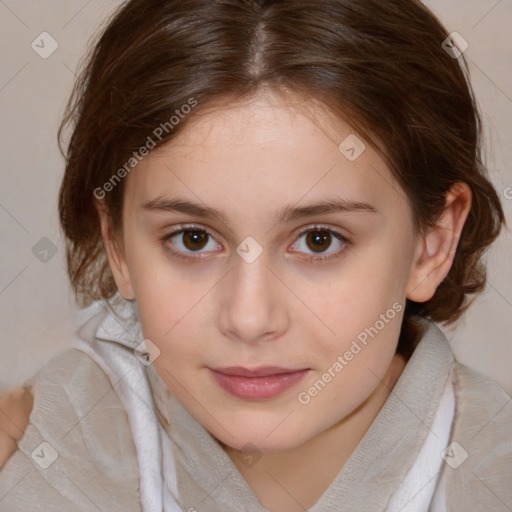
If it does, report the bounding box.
[1,0,511,392]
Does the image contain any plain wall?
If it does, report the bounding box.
[1,0,511,393]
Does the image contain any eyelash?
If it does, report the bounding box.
[160,223,351,264]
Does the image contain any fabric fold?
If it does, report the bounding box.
[67,292,457,512]
[144,310,456,512]
[3,291,511,511]
[0,346,141,511]
[70,295,182,512]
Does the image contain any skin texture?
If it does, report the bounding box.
[1,89,471,511]
[97,89,471,510]
[0,386,33,470]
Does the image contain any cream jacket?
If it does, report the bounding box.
[0,305,511,511]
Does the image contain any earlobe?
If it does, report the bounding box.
[95,199,135,301]
[406,182,472,303]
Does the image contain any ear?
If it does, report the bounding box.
[406,182,472,302]
[95,199,135,300]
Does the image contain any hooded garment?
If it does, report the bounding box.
[0,292,511,511]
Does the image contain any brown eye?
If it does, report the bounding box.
[290,225,350,263]
[162,224,349,263]
[182,230,209,251]
[164,227,220,256]
[305,230,332,253]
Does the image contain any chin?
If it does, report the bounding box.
[212,420,312,454]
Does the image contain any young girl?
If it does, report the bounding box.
[1,0,511,510]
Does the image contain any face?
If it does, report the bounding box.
[102,90,450,453]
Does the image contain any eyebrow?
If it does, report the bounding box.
[141,195,378,226]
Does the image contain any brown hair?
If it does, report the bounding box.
[57,0,505,357]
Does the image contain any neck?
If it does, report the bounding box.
[222,353,407,512]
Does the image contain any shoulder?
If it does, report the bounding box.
[451,360,512,439]
[0,385,33,470]
[0,348,141,511]
[0,384,33,442]
[444,361,512,511]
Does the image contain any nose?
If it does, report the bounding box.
[217,248,289,345]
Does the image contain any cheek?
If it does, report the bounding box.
[303,230,412,376]
[127,211,412,358]
[302,300,404,420]
[125,241,226,371]
[316,254,408,344]
[349,224,414,299]
[136,290,203,355]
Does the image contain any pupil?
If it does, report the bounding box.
[184,230,208,250]
[308,231,330,252]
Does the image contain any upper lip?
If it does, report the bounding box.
[211,366,308,377]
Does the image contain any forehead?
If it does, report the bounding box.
[124,91,408,222]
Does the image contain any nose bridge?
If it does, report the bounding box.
[230,244,273,309]
[218,242,287,342]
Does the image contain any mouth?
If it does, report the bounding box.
[213,366,308,377]
[209,366,310,400]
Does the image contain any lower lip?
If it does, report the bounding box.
[210,369,309,400]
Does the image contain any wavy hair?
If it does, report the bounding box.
[57,0,506,356]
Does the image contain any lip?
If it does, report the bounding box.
[213,366,306,377]
[209,367,310,400]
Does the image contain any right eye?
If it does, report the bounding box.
[161,224,222,260]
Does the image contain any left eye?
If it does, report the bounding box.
[291,228,347,259]
[162,224,349,262]
[165,228,220,254]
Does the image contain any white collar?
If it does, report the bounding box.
[72,292,457,512]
